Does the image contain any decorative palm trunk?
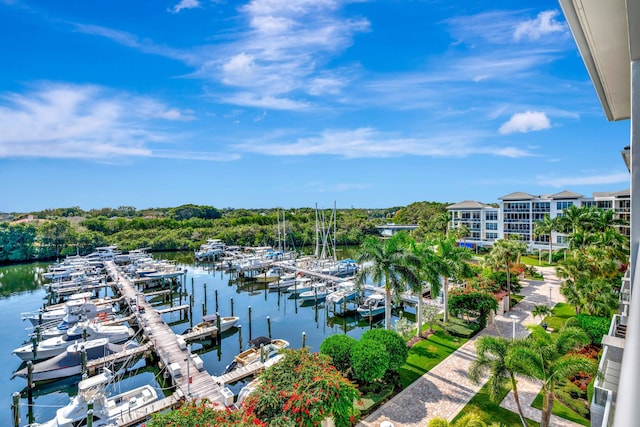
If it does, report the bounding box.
[548,240,553,265]
[510,374,529,427]
[385,287,392,330]
[416,293,423,337]
[541,389,554,427]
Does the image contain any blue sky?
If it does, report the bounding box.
[0,0,630,212]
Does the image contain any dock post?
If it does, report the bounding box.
[203,282,207,312]
[230,297,234,316]
[202,302,206,317]
[216,313,221,345]
[302,331,306,348]
[248,306,252,341]
[87,400,94,427]
[31,336,37,361]
[189,294,194,328]
[191,277,194,297]
[238,325,243,351]
[81,346,87,377]
[12,392,19,427]
[215,289,219,313]
[260,343,265,363]
[267,316,271,339]
[26,360,33,401]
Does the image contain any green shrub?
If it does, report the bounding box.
[320,334,357,372]
[575,314,611,344]
[443,320,480,338]
[350,339,389,383]
[361,329,408,372]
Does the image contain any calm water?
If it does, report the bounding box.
[1,250,405,426]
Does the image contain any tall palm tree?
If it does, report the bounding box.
[409,240,444,337]
[468,336,529,427]
[507,327,596,427]
[434,236,473,323]
[533,214,557,264]
[485,239,526,312]
[355,232,420,330]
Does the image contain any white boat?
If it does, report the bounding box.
[357,294,386,318]
[25,299,114,327]
[267,272,297,290]
[187,316,240,333]
[326,281,358,305]
[298,285,333,301]
[29,370,158,427]
[235,354,284,406]
[13,322,133,361]
[285,277,316,294]
[195,239,226,261]
[12,338,133,382]
[223,337,289,374]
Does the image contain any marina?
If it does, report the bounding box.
[2,247,430,426]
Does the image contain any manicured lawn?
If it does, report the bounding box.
[520,255,554,267]
[452,379,539,427]
[399,328,467,388]
[531,392,589,426]
[543,302,576,331]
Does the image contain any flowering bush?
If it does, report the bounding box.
[147,348,360,427]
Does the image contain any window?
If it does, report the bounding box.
[556,201,574,211]
[485,211,498,221]
[486,223,498,230]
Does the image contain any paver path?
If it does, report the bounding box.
[359,266,568,427]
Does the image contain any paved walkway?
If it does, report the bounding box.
[359,266,572,427]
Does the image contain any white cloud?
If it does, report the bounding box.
[514,10,567,41]
[234,127,533,159]
[0,83,232,161]
[498,111,550,134]
[169,0,201,14]
[537,172,629,187]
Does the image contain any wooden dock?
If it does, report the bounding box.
[214,359,272,385]
[104,261,226,405]
[113,392,183,427]
[86,342,153,372]
[157,305,190,315]
[182,324,219,342]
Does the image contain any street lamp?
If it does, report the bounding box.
[510,314,518,339]
[548,284,553,306]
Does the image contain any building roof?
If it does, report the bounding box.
[550,190,584,199]
[559,0,633,121]
[446,200,492,210]
[593,188,630,198]
[499,192,536,201]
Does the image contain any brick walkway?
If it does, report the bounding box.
[358,267,574,427]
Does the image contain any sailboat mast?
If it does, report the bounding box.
[333,201,337,261]
[315,203,319,258]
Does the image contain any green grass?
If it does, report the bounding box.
[543,302,576,331]
[531,392,589,426]
[399,328,467,388]
[452,379,539,427]
[355,385,395,412]
[520,255,554,267]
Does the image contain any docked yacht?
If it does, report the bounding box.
[326,281,358,305]
[298,285,333,301]
[24,298,114,327]
[13,322,133,361]
[223,337,289,374]
[13,338,134,382]
[186,316,240,334]
[29,370,158,427]
[357,294,386,318]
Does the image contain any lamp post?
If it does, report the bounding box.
[548,284,553,306]
[510,314,518,339]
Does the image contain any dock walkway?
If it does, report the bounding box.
[104,261,225,405]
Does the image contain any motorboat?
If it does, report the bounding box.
[12,338,135,382]
[24,298,114,327]
[28,370,158,427]
[326,281,358,305]
[298,285,333,301]
[267,272,297,290]
[13,322,133,361]
[223,337,289,374]
[235,354,284,406]
[185,316,240,334]
[357,294,386,318]
[285,277,316,294]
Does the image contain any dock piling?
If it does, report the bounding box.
[248,306,252,341]
[215,289,219,313]
[12,392,19,427]
[238,325,243,351]
[302,331,306,348]
[216,313,221,345]
[267,316,271,339]
[230,297,234,316]
[203,282,207,312]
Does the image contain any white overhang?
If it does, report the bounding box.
[558,0,632,121]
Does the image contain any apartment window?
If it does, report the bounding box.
[486,211,497,221]
[556,201,574,211]
[486,223,498,230]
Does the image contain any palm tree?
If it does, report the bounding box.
[507,327,596,427]
[409,240,444,337]
[533,214,557,264]
[485,239,526,311]
[468,336,529,427]
[428,413,491,427]
[355,232,421,330]
[532,305,553,321]
[433,236,473,323]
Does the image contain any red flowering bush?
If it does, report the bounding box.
[149,348,360,427]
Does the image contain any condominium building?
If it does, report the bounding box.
[446,201,500,245]
[447,189,630,249]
